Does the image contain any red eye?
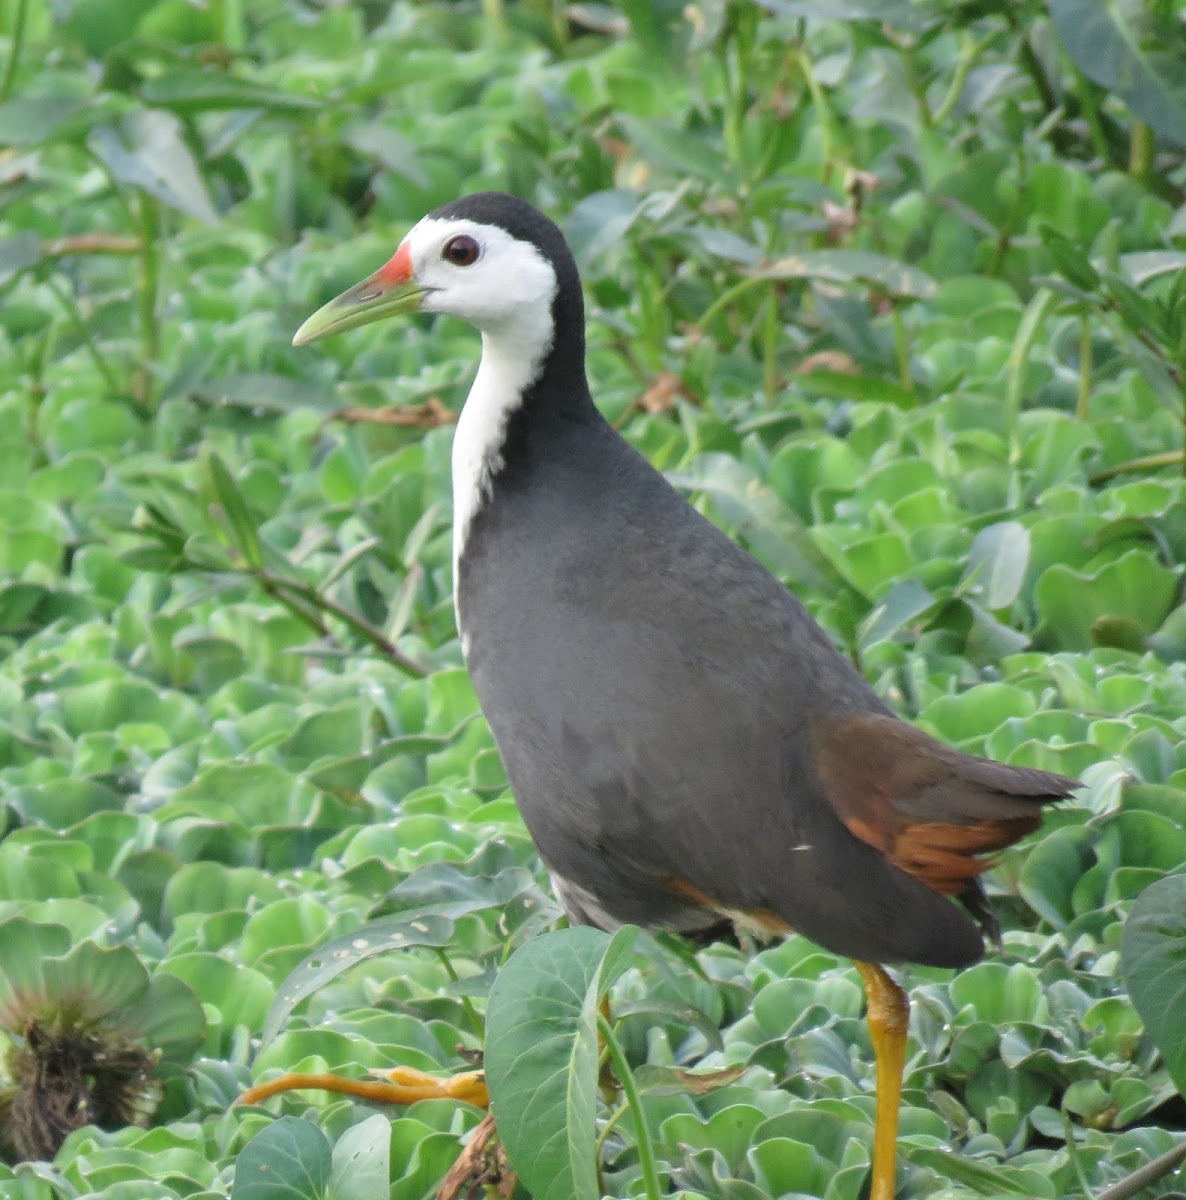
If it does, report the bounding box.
[442,234,480,266]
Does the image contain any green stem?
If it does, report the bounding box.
[1087,450,1184,486]
[1069,65,1114,167]
[0,0,29,103]
[432,948,485,1042]
[763,286,779,403]
[796,49,834,183]
[250,567,431,677]
[718,41,742,167]
[210,0,244,51]
[597,1014,662,1200]
[1077,310,1092,421]
[1094,1140,1186,1200]
[696,274,769,333]
[136,194,161,411]
[44,276,121,397]
[898,42,932,130]
[479,0,508,39]
[594,1100,631,1197]
[932,35,988,127]
[1009,20,1058,118]
[1128,119,1152,184]
[1005,287,1057,465]
[892,303,913,396]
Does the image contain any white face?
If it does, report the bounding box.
[403,217,558,334]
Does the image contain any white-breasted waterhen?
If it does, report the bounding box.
[286,193,1076,1199]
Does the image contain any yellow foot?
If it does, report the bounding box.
[237,1066,488,1108]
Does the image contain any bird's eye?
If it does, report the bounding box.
[442,234,481,266]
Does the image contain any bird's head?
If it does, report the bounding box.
[293,192,574,347]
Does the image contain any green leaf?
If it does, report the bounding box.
[796,368,918,409]
[756,250,936,299]
[485,926,638,1200]
[231,1116,333,1200]
[858,579,937,649]
[1034,550,1177,652]
[88,111,219,224]
[201,450,263,569]
[1048,0,1186,148]
[1039,224,1100,292]
[258,913,456,1049]
[327,1115,391,1200]
[1121,872,1186,1096]
[62,0,159,57]
[0,233,45,287]
[961,521,1030,610]
[141,71,318,114]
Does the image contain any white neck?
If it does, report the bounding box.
[452,315,553,629]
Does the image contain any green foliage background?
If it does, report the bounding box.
[1,0,1186,1197]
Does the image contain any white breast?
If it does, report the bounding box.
[451,314,554,637]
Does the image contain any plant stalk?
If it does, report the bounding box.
[1094,1139,1186,1200]
[1077,310,1092,421]
[892,303,913,396]
[796,49,835,184]
[1128,119,1152,184]
[44,276,121,397]
[763,286,779,403]
[432,948,486,1042]
[0,0,29,103]
[254,566,432,678]
[932,35,989,127]
[479,0,508,40]
[1005,288,1057,464]
[597,1013,662,1200]
[1087,450,1184,486]
[135,194,161,411]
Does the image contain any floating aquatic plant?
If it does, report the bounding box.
[0,917,205,1163]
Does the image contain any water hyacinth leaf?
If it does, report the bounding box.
[61,0,158,57]
[259,912,456,1049]
[859,578,937,649]
[1118,251,1186,286]
[756,0,923,28]
[1121,873,1186,1096]
[1048,0,1186,148]
[485,926,638,1200]
[902,1145,1035,1194]
[755,250,936,299]
[88,111,219,225]
[613,995,726,1053]
[796,368,918,410]
[0,234,45,287]
[327,1114,391,1200]
[141,71,319,114]
[231,1115,332,1200]
[632,1063,746,1095]
[369,852,539,921]
[1034,550,1177,651]
[121,971,208,1061]
[0,96,103,147]
[0,917,72,1028]
[961,521,1030,611]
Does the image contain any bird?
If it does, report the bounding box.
[289,192,1076,1200]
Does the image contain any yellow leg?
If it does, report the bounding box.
[237,1066,488,1108]
[854,962,909,1200]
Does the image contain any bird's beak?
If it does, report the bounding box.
[292,242,426,346]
